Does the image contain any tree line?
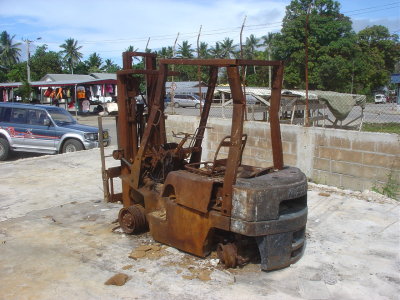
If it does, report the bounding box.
[0,0,399,96]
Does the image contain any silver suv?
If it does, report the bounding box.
[0,102,109,161]
[172,94,204,108]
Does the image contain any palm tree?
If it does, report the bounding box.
[125,45,138,52]
[177,40,194,58]
[0,31,22,69]
[210,42,223,58]
[244,34,261,74]
[244,34,260,58]
[261,33,275,58]
[86,52,103,73]
[158,46,174,58]
[103,59,120,73]
[261,33,276,88]
[198,42,209,58]
[219,37,237,58]
[59,38,83,74]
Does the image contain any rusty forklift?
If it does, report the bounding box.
[101,52,307,271]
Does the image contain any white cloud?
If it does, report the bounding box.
[0,0,286,64]
[351,17,400,33]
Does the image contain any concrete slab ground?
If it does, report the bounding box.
[0,148,399,300]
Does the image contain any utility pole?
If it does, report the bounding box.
[24,37,41,82]
[145,37,151,52]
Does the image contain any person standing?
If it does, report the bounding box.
[82,98,90,114]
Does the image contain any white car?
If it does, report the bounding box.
[374,94,387,104]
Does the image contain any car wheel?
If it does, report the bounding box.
[174,102,180,108]
[195,103,200,109]
[0,138,10,161]
[62,139,84,153]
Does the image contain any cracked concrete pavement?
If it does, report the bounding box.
[0,148,399,300]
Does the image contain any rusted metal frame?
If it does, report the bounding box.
[269,62,284,170]
[130,100,138,157]
[160,58,238,67]
[117,69,180,76]
[156,77,167,146]
[98,116,110,202]
[189,66,219,164]
[146,74,158,116]
[123,52,156,69]
[220,66,246,217]
[122,53,133,69]
[159,58,283,67]
[126,51,157,58]
[116,73,132,160]
[144,55,158,144]
[130,63,168,189]
[237,59,282,67]
[116,71,134,207]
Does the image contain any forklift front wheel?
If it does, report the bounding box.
[217,243,238,268]
[118,205,147,234]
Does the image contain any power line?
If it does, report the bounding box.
[33,2,400,54]
[342,1,399,14]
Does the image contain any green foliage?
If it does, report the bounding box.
[361,123,400,134]
[125,45,138,52]
[6,62,26,82]
[59,38,83,74]
[19,80,32,102]
[30,45,63,80]
[157,46,174,58]
[271,0,400,94]
[74,61,89,75]
[103,59,120,73]
[0,31,22,69]
[1,4,399,94]
[372,170,400,200]
[177,41,194,58]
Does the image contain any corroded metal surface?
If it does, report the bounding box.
[103,55,308,271]
[118,205,147,234]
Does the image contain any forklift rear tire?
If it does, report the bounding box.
[0,138,10,161]
[118,205,148,234]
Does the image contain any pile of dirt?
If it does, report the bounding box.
[129,243,166,260]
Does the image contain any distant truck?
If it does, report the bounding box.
[374,94,387,104]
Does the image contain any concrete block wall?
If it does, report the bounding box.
[312,128,400,191]
[165,115,400,193]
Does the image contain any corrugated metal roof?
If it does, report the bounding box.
[0,72,118,88]
[166,81,207,89]
[0,78,117,88]
[215,86,319,99]
[40,74,94,82]
[90,73,117,80]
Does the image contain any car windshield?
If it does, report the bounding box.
[47,108,76,125]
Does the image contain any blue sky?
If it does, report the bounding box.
[0,0,399,66]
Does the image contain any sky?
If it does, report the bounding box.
[0,0,399,66]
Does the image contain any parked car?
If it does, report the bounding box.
[374,94,387,104]
[172,94,204,108]
[0,102,110,161]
